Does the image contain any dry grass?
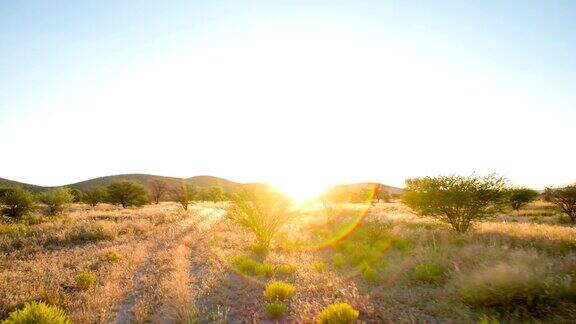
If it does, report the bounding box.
[1,200,575,323]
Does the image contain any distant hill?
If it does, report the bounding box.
[0,175,402,198]
[0,177,50,193]
[328,182,404,195]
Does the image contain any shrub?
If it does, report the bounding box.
[228,188,291,249]
[332,253,345,268]
[265,301,287,318]
[403,174,508,232]
[0,187,35,218]
[170,183,195,211]
[68,188,83,203]
[508,188,539,212]
[456,259,576,313]
[74,270,97,290]
[544,184,576,222]
[412,262,444,284]
[107,181,148,208]
[38,188,74,216]
[3,301,72,324]
[358,261,378,283]
[276,264,296,275]
[232,256,259,274]
[263,281,296,301]
[83,187,107,207]
[255,263,275,277]
[317,303,359,324]
[314,261,327,273]
[107,251,122,262]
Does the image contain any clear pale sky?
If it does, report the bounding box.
[1,1,575,197]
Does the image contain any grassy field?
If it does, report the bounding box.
[1,200,575,323]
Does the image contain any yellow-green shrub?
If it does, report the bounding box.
[265,301,287,318]
[317,303,359,324]
[74,270,97,290]
[3,301,72,324]
[263,281,296,301]
[107,251,122,263]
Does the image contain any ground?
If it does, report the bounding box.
[1,200,575,323]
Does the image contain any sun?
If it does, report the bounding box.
[272,178,331,204]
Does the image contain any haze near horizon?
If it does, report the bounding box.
[1,0,575,196]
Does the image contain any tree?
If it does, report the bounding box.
[227,188,291,249]
[0,187,35,218]
[83,188,107,207]
[171,183,195,211]
[149,179,168,204]
[68,188,83,203]
[107,181,148,208]
[544,184,576,223]
[197,187,226,202]
[402,174,508,233]
[374,184,391,203]
[38,188,74,216]
[508,187,539,212]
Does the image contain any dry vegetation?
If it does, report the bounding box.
[1,199,575,323]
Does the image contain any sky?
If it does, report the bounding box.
[1,0,575,198]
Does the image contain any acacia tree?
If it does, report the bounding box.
[227,188,291,250]
[38,188,74,216]
[544,185,576,223]
[149,179,168,204]
[0,187,35,218]
[508,187,539,212]
[83,188,107,207]
[107,181,148,208]
[171,183,195,210]
[402,174,508,233]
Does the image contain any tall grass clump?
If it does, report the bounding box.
[317,303,359,324]
[265,301,287,318]
[228,188,292,250]
[3,301,72,324]
[412,262,445,284]
[263,281,296,301]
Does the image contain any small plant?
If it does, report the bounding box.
[276,264,296,275]
[332,253,345,268]
[357,261,378,283]
[263,281,296,301]
[266,301,287,318]
[74,270,97,290]
[412,262,444,284]
[107,251,123,262]
[255,263,275,277]
[317,302,359,324]
[314,261,327,273]
[232,256,259,274]
[3,301,72,324]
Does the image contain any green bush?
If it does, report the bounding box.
[317,303,359,324]
[357,261,378,283]
[412,262,444,284]
[38,188,74,216]
[508,188,539,211]
[74,270,97,290]
[265,301,287,318]
[276,264,296,275]
[106,251,122,263]
[232,256,259,275]
[3,301,72,324]
[83,187,107,207]
[255,263,275,277]
[263,281,296,301]
[107,181,148,208]
[0,187,35,219]
[403,174,508,232]
[332,253,345,268]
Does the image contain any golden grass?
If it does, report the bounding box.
[1,201,575,322]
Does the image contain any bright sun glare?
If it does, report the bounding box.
[273,178,331,204]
